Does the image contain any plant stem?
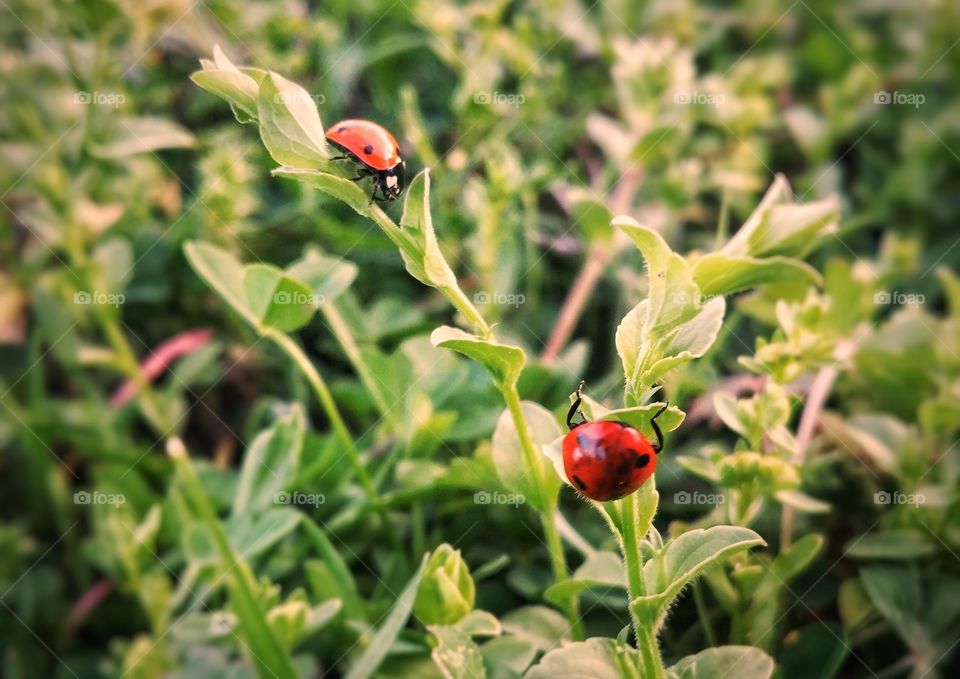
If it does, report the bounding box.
[366,205,490,337]
[619,493,665,679]
[541,510,585,640]
[693,579,718,646]
[262,328,374,499]
[442,283,491,337]
[322,302,404,433]
[167,437,297,679]
[501,382,583,640]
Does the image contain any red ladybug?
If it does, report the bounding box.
[562,382,668,502]
[325,119,405,202]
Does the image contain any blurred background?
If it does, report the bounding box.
[2,0,960,677]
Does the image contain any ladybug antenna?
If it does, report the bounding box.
[650,402,669,454]
[566,381,586,430]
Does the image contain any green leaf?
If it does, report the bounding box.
[226,508,302,559]
[232,406,305,515]
[525,638,641,679]
[273,166,370,213]
[775,489,831,514]
[570,192,614,242]
[480,637,537,678]
[491,400,562,511]
[90,116,196,158]
[191,46,261,123]
[720,174,838,259]
[345,554,430,679]
[544,551,627,606]
[845,529,938,560]
[286,247,358,304]
[429,625,487,679]
[257,71,329,168]
[576,396,685,439]
[184,241,257,326]
[615,217,699,335]
[634,526,765,627]
[455,610,502,637]
[667,646,774,679]
[500,606,570,652]
[780,622,847,679]
[243,264,316,332]
[693,253,822,297]
[400,169,458,288]
[430,326,525,388]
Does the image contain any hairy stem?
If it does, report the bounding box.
[262,328,375,500]
[322,302,404,433]
[619,492,665,679]
[501,382,583,639]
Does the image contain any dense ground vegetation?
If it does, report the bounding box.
[2,1,960,677]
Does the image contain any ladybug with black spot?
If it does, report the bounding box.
[562,382,668,502]
[325,119,405,203]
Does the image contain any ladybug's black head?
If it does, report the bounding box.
[378,161,405,201]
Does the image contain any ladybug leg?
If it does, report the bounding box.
[330,155,351,161]
[650,402,669,454]
[566,380,586,430]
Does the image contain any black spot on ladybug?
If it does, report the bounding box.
[337,126,346,132]
[636,454,650,468]
[363,144,374,154]
[572,475,587,490]
[616,460,631,477]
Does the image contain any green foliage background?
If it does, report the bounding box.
[2,0,960,677]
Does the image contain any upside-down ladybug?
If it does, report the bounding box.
[325,119,405,202]
[562,382,668,502]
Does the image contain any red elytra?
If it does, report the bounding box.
[325,119,405,202]
[561,382,667,502]
[325,119,402,172]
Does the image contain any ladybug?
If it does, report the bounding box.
[325,119,405,202]
[562,382,668,502]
